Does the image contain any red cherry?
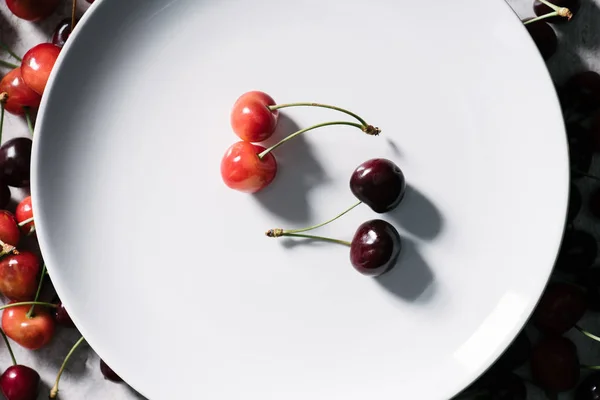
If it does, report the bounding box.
[0,252,40,301]
[15,197,34,236]
[220,141,277,193]
[0,69,41,116]
[531,336,579,392]
[54,302,75,328]
[2,303,55,350]
[0,365,40,400]
[21,44,61,96]
[230,91,278,142]
[5,0,60,21]
[0,211,20,248]
[532,282,587,335]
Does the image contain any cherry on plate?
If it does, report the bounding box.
[21,43,61,96]
[0,365,40,400]
[2,303,55,350]
[533,282,587,335]
[220,141,277,193]
[350,219,402,276]
[5,0,60,21]
[0,138,32,188]
[350,158,406,213]
[230,91,278,142]
[530,336,580,392]
[0,68,41,116]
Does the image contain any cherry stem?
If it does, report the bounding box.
[0,301,57,312]
[50,336,86,399]
[23,108,34,135]
[268,232,351,247]
[582,364,600,370]
[0,329,16,366]
[0,238,17,257]
[26,264,46,319]
[0,94,5,145]
[258,121,374,160]
[575,324,600,342]
[523,8,572,24]
[0,42,21,63]
[266,201,362,237]
[0,59,18,69]
[71,0,78,32]
[17,217,34,227]
[269,102,373,127]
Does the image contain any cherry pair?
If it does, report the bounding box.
[221,91,380,193]
[267,158,406,277]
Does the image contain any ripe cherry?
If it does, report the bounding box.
[534,0,580,24]
[0,138,32,188]
[21,44,61,96]
[533,282,587,335]
[555,229,597,273]
[350,158,406,213]
[54,302,74,328]
[2,303,55,350]
[576,371,600,400]
[230,91,278,142]
[530,336,580,392]
[524,19,558,61]
[5,0,60,21]
[0,69,41,116]
[0,365,40,400]
[0,252,40,301]
[100,359,123,382]
[52,19,75,48]
[15,197,34,236]
[0,211,21,248]
[220,141,277,193]
[350,219,402,276]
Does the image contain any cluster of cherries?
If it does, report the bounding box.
[220,91,408,276]
[0,0,126,399]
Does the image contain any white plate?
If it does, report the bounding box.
[31,0,568,398]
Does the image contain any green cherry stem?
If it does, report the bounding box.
[0,301,57,311]
[23,107,34,135]
[270,232,351,247]
[582,365,600,371]
[0,93,6,144]
[71,0,78,32]
[575,325,600,342]
[266,201,362,237]
[0,328,16,366]
[268,102,377,130]
[523,9,571,24]
[258,121,374,160]
[26,264,47,319]
[50,336,86,399]
[0,60,18,69]
[0,41,22,63]
[18,217,34,227]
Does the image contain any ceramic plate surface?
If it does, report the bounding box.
[31,0,568,398]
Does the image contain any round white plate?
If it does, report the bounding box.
[31,0,568,398]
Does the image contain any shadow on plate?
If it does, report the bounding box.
[375,238,436,302]
[253,114,328,224]
[387,184,443,242]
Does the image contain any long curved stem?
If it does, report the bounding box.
[50,336,86,399]
[524,9,570,25]
[0,97,5,145]
[266,201,362,237]
[0,60,18,69]
[575,325,600,342]
[0,301,57,312]
[268,232,351,247]
[0,42,21,62]
[269,102,370,126]
[26,264,47,319]
[24,108,34,135]
[0,329,16,366]
[258,121,366,160]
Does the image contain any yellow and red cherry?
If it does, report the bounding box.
[0,252,41,301]
[220,142,277,193]
[0,69,41,116]
[21,44,61,96]
[2,303,55,350]
[231,91,278,142]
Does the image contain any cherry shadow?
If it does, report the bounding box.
[34,328,89,378]
[253,114,328,223]
[387,184,444,242]
[375,238,436,302]
[35,380,52,400]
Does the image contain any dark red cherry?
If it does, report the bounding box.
[555,229,597,273]
[568,184,582,222]
[534,0,580,23]
[349,158,406,213]
[533,282,587,335]
[576,371,600,400]
[531,336,580,392]
[0,138,32,188]
[52,19,74,48]
[54,302,75,328]
[5,0,60,21]
[0,365,40,400]
[100,359,122,382]
[524,19,558,61]
[0,68,41,116]
[350,219,401,276]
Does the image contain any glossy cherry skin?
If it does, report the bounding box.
[576,371,600,400]
[0,252,40,301]
[220,141,277,193]
[230,91,278,142]
[0,138,32,188]
[21,43,61,96]
[2,303,55,350]
[0,68,41,116]
[15,197,34,235]
[100,359,123,382]
[54,302,75,328]
[555,229,597,273]
[350,219,401,276]
[0,211,20,247]
[52,19,74,48]
[534,0,580,24]
[0,365,40,400]
[524,19,557,61]
[533,282,587,335]
[530,336,580,392]
[349,158,406,213]
[6,0,60,21]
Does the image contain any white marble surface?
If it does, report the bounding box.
[0,0,596,399]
